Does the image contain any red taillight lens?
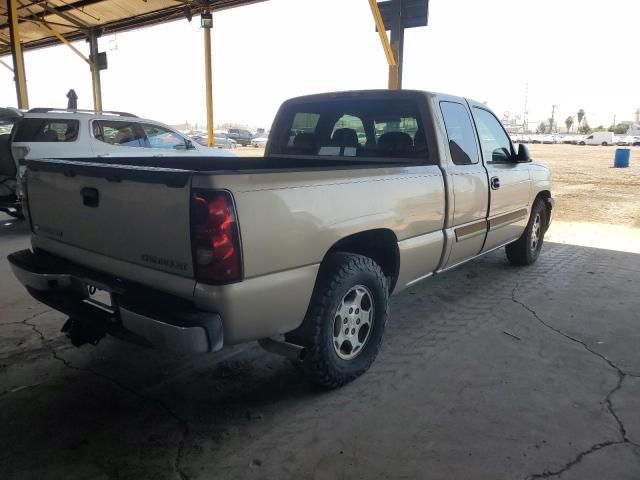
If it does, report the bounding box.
[191,190,242,284]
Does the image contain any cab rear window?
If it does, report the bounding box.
[269,97,428,161]
[13,118,79,142]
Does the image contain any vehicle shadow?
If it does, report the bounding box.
[1,240,639,479]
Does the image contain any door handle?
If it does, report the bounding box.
[491,177,500,190]
[80,187,99,207]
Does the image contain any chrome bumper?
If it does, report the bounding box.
[8,249,223,354]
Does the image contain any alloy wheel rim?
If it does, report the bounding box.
[531,214,542,251]
[332,285,374,360]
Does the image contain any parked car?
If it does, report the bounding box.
[9,90,553,388]
[577,131,616,146]
[0,107,235,209]
[616,136,635,146]
[189,132,237,149]
[227,128,254,146]
[0,131,21,218]
[0,107,234,167]
[250,136,268,148]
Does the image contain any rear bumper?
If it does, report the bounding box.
[8,249,223,354]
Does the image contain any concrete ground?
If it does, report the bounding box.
[1,212,640,480]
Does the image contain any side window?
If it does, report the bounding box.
[287,112,320,146]
[439,102,479,165]
[13,119,79,142]
[473,108,513,163]
[92,121,147,147]
[141,124,185,149]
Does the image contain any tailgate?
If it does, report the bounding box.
[26,159,195,279]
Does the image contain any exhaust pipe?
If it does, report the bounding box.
[258,337,306,362]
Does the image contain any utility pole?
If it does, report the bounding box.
[550,105,557,133]
[613,114,616,131]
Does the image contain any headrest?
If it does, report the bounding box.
[293,132,317,151]
[40,130,59,142]
[378,131,413,151]
[331,128,359,148]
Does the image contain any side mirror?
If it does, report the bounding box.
[516,143,532,163]
[174,139,195,150]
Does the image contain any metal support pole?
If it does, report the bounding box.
[389,0,404,90]
[0,58,14,72]
[204,26,214,147]
[368,0,397,69]
[88,30,103,112]
[7,0,29,108]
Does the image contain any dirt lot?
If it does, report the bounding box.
[528,144,640,228]
[1,144,639,479]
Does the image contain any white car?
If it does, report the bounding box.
[616,135,635,146]
[0,107,235,168]
[251,136,268,148]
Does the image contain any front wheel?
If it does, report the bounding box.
[291,252,389,389]
[506,199,547,266]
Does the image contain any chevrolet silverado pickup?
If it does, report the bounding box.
[8,90,553,388]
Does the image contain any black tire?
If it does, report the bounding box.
[290,252,389,389]
[602,142,608,146]
[506,199,547,266]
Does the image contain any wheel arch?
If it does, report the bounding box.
[534,190,552,232]
[323,228,400,294]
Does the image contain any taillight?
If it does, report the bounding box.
[190,190,242,284]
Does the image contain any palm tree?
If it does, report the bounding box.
[565,116,574,133]
[577,109,585,127]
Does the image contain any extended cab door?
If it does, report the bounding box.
[437,99,490,269]
[469,103,531,252]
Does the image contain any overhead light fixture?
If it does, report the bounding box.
[184,6,193,22]
[201,12,212,29]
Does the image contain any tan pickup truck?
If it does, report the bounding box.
[9,90,553,388]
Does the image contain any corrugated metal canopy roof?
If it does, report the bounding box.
[0,0,266,57]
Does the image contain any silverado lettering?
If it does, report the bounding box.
[141,254,188,271]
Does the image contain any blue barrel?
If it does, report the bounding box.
[614,148,631,168]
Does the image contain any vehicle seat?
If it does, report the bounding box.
[331,128,359,148]
[413,129,426,150]
[39,130,59,142]
[377,132,413,153]
[115,130,135,145]
[293,132,318,153]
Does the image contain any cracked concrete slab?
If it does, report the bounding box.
[613,376,640,446]
[528,443,640,480]
[1,213,640,479]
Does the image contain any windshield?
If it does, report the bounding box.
[269,97,428,160]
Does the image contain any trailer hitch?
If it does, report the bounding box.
[61,317,107,347]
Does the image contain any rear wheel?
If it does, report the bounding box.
[506,199,547,266]
[291,252,389,389]
[602,142,608,146]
